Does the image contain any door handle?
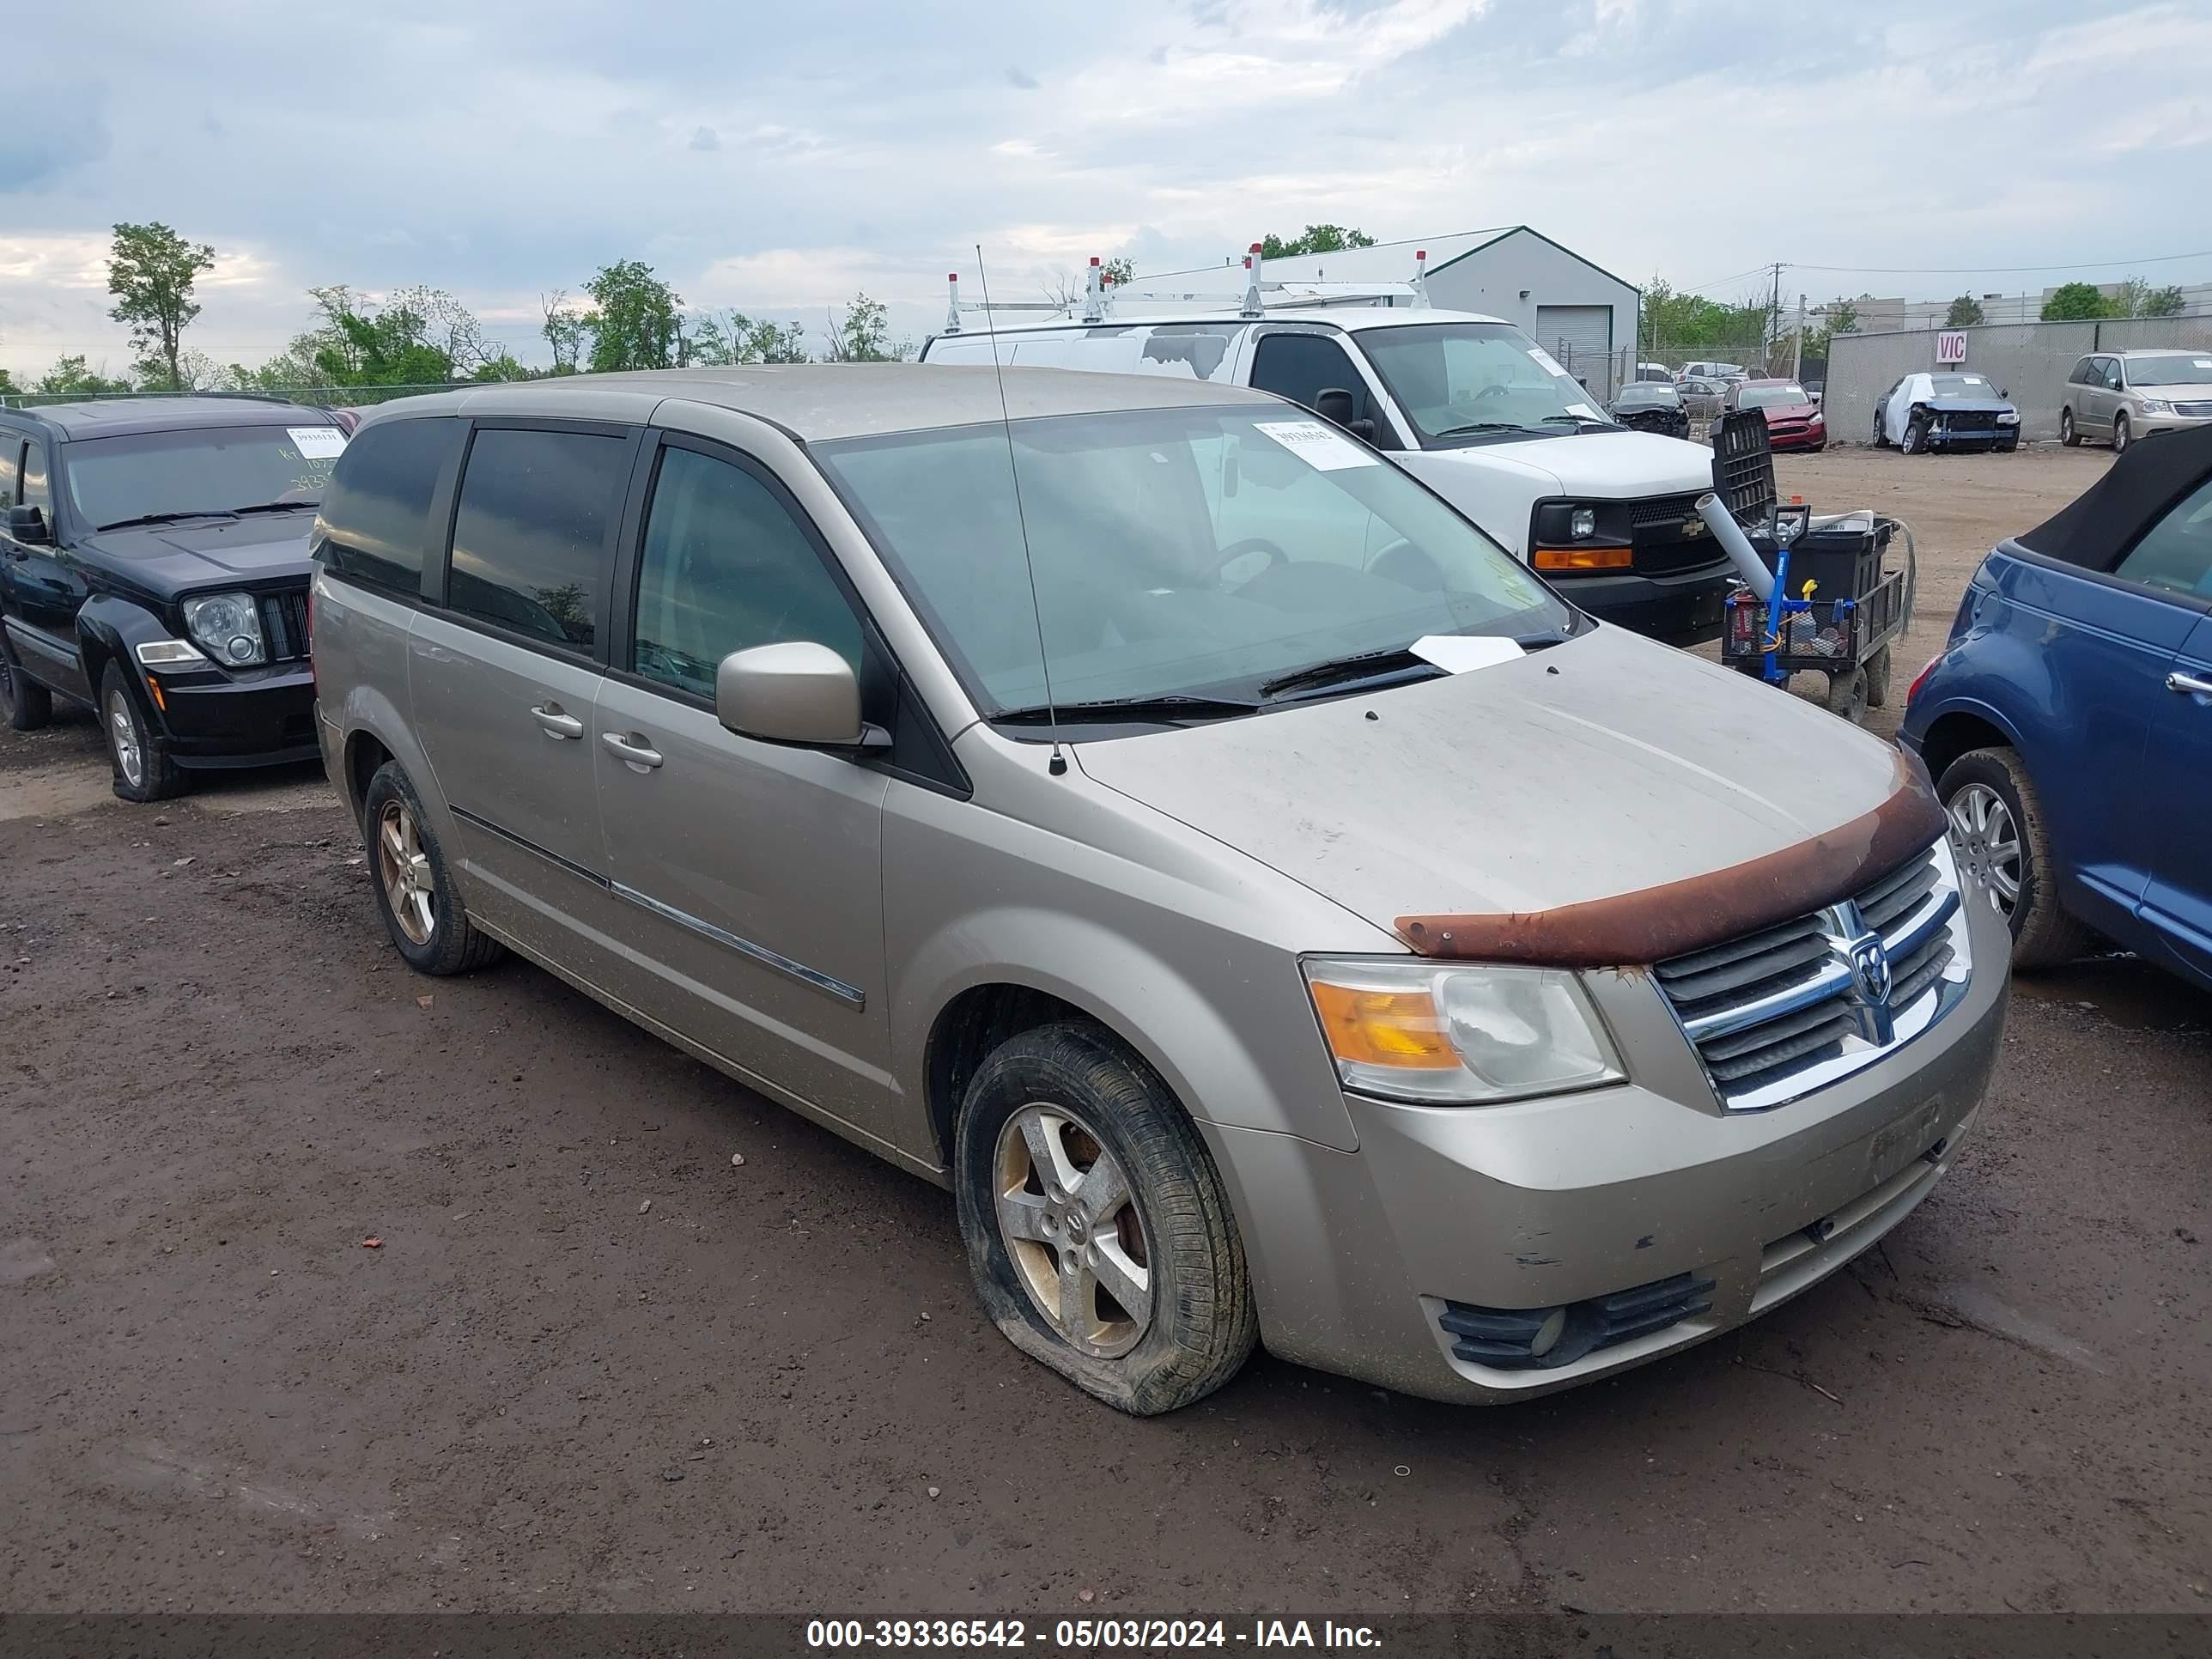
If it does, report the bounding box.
[602,730,664,770]
[531,702,584,739]
[2168,670,2212,697]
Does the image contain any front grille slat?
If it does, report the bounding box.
[258,587,312,663]
[1656,845,1971,1109]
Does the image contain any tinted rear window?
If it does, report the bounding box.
[315,417,460,595]
[447,428,629,652]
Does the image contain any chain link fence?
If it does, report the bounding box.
[1826,315,2212,445]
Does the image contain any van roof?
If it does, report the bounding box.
[937,304,1511,343]
[0,395,337,441]
[356,363,1278,443]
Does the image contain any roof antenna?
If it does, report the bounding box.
[975,244,1067,777]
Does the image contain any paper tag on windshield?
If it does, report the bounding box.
[1567,402,1601,420]
[1410,635,1524,675]
[288,426,347,459]
[2196,359,2212,369]
[1254,419,1376,471]
[1528,348,1567,377]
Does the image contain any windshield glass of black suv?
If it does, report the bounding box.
[1356,323,1616,442]
[817,404,1569,718]
[65,426,342,532]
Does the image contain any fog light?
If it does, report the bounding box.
[1569,507,1596,539]
[1528,1306,1569,1358]
[228,635,257,662]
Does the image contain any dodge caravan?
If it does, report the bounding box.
[921,308,1736,645]
[312,367,2007,1414]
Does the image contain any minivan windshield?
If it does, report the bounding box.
[1354,323,1620,446]
[817,406,1571,722]
[64,424,343,532]
[2128,356,2212,388]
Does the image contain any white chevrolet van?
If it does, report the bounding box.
[922,299,1735,643]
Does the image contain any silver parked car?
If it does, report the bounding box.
[311,367,2008,1413]
[2062,349,2212,453]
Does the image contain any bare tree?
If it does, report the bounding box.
[541,289,587,375]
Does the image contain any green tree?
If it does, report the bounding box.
[1944,295,1985,329]
[823,291,908,362]
[0,368,17,397]
[1638,277,1771,360]
[1103,256,1135,287]
[2115,275,2187,318]
[583,260,683,373]
[35,356,134,396]
[541,289,588,375]
[687,309,810,365]
[1259,225,1376,258]
[2041,282,2112,321]
[106,222,217,392]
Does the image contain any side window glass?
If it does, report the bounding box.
[2069,358,2091,385]
[448,428,629,651]
[1249,334,1372,425]
[21,441,52,514]
[314,417,459,595]
[2102,360,2124,391]
[2115,478,2212,600]
[631,446,861,699]
[0,441,19,509]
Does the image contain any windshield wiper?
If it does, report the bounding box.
[1430,421,1527,438]
[94,509,240,532]
[1259,647,1445,701]
[1533,414,1620,433]
[997,693,1261,726]
[231,500,320,515]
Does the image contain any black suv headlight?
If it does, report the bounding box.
[181,592,267,666]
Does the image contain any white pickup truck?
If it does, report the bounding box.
[922,302,1735,643]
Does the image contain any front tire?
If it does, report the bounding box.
[1902,416,1928,456]
[1872,411,1889,448]
[954,1022,1257,1415]
[100,663,184,802]
[3,646,53,732]
[2060,408,2079,447]
[2112,412,2130,455]
[1939,747,2094,969]
[360,760,505,975]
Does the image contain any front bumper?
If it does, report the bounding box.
[1205,892,2010,1403]
[145,660,319,769]
[1552,563,1731,646]
[1768,423,1827,451]
[2138,410,2212,439]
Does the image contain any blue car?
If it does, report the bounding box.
[1899,426,2212,990]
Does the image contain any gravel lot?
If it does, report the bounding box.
[4,444,2208,1617]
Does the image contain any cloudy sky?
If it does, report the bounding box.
[3,0,2205,380]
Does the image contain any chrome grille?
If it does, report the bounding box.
[1655,840,1973,1111]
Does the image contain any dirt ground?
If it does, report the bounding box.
[4,445,2209,1618]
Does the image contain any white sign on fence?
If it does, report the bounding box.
[1936,331,1968,365]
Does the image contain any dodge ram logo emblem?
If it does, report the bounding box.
[1848,933,1896,1044]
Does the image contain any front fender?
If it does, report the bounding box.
[76,592,174,726]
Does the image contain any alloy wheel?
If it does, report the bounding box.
[2113,415,2130,455]
[377,799,437,946]
[106,690,143,788]
[993,1103,1152,1359]
[1948,783,2021,916]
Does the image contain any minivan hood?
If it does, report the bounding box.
[1425,428,1713,497]
[1075,624,1911,951]
[82,515,319,592]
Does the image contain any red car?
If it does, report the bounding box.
[1723,379,1826,452]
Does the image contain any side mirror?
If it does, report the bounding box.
[715,641,885,751]
[8,504,50,544]
[1999,387,2008,399]
[1313,386,1358,429]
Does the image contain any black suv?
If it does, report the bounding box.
[0,397,347,800]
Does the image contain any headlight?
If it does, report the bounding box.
[1996,410,2020,424]
[2137,398,2172,416]
[1303,957,1625,1104]
[1568,507,1596,540]
[181,592,266,666]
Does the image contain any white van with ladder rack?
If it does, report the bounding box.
[920,246,1735,644]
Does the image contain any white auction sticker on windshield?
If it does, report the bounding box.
[1567,402,1602,420]
[1254,419,1377,471]
[1528,347,1568,377]
[288,426,347,459]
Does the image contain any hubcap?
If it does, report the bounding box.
[107,690,143,787]
[993,1103,1152,1359]
[377,799,437,946]
[1948,783,2021,917]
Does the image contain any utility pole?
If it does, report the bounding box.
[1790,292,1806,382]
[1769,262,1784,371]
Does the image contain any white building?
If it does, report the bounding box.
[1132,227,1642,396]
